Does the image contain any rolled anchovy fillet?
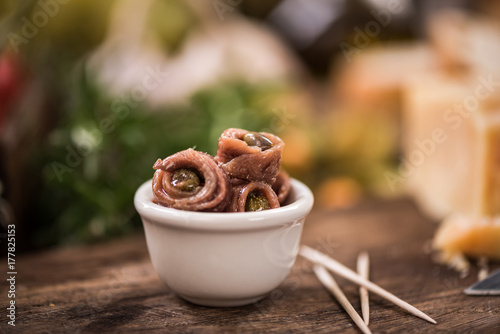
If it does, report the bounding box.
[272,170,291,205]
[230,177,248,187]
[215,128,284,184]
[152,148,230,212]
[227,181,280,212]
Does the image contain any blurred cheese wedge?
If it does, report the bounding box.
[433,215,500,272]
[402,72,500,220]
[331,43,437,109]
[427,10,500,75]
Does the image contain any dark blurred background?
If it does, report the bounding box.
[1,0,498,251]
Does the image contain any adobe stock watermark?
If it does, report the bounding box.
[50,65,169,182]
[8,0,71,53]
[261,106,296,134]
[385,74,500,191]
[339,0,410,63]
[213,0,242,21]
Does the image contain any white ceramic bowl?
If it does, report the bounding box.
[134,178,314,307]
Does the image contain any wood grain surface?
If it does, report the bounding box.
[3,198,500,333]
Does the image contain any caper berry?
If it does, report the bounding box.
[171,169,201,192]
[243,133,273,150]
[245,192,270,212]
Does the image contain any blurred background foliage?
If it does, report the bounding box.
[36,68,287,246]
[0,0,495,250]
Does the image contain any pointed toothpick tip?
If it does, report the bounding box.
[300,245,438,325]
[357,251,370,326]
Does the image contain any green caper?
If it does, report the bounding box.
[243,133,273,150]
[245,192,270,212]
[171,169,201,192]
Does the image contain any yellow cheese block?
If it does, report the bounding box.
[433,215,500,261]
[427,10,500,74]
[332,43,437,109]
[402,72,500,219]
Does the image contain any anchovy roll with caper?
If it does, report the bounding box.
[227,181,280,212]
[215,128,284,184]
[152,148,231,212]
[272,170,291,205]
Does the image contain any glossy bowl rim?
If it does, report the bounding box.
[134,178,314,231]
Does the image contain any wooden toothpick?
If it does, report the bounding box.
[357,252,370,326]
[300,245,437,324]
[313,265,372,334]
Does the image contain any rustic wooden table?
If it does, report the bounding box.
[4,199,500,333]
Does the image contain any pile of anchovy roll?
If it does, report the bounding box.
[152,128,291,212]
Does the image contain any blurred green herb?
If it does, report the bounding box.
[35,65,279,247]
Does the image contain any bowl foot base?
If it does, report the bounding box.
[180,294,268,307]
